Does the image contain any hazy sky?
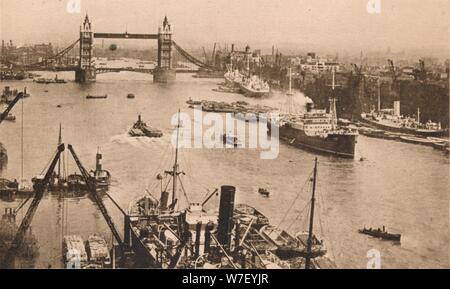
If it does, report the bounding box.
[1,0,449,54]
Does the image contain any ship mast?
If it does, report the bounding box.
[305,157,318,269]
[287,67,293,114]
[171,110,181,211]
[377,78,381,112]
[329,68,338,130]
[57,123,62,179]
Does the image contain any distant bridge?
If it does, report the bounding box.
[2,15,220,83]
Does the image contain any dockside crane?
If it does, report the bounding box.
[211,43,217,67]
[0,143,65,268]
[387,59,397,83]
[351,63,366,114]
[67,144,123,247]
[413,59,427,81]
[0,92,23,124]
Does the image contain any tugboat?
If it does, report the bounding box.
[358,226,401,242]
[89,149,111,189]
[129,115,163,138]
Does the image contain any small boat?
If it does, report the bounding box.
[234,204,270,229]
[34,75,66,84]
[399,136,435,147]
[260,225,312,260]
[432,141,449,151]
[427,137,450,151]
[0,178,19,196]
[358,226,401,241]
[186,98,202,106]
[221,133,242,148]
[129,115,163,138]
[127,93,135,99]
[258,188,270,197]
[295,231,327,258]
[85,235,111,268]
[63,235,88,268]
[2,113,16,122]
[67,173,87,191]
[427,137,450,144]
[86,94,108,99]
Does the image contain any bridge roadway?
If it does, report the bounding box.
[23,66,199,74]
[93,32,158,39]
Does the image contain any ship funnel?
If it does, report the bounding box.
[306,102,314,112]
[217,185,235,248]
[96,149,102,171]
[160,191,169,210]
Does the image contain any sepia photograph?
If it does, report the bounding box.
[0,0,449,276]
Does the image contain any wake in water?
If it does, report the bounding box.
[109,131,170,149]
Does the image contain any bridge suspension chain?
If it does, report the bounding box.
[172,41,219,71]
[5,39,80,69]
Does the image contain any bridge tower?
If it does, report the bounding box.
[76,14,96,83]
[154,16,176,83]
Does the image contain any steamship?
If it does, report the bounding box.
[269,69,358,158]
[126,112,334,269]
[360,104,446,137]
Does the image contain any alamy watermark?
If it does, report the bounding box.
[170,107,280,160]
[66,0,81,14]
[367,249,381,269]
[65,248,81,269]
[367,0,381,14]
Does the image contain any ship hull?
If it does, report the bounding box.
[361,117,446,137]
[224,76,241,88]
[275,124,357,158]
[239,85,270,98]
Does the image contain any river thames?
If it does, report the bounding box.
[0,69,448,268]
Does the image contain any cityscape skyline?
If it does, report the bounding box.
[1,0,449,58]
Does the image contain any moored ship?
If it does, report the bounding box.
[239,75,270,98]
[361,105,446,137]
[224,68,244,87]
[34,75,66,84]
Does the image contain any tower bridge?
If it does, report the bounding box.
[77,15,175,83]
[2,15,218,83]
